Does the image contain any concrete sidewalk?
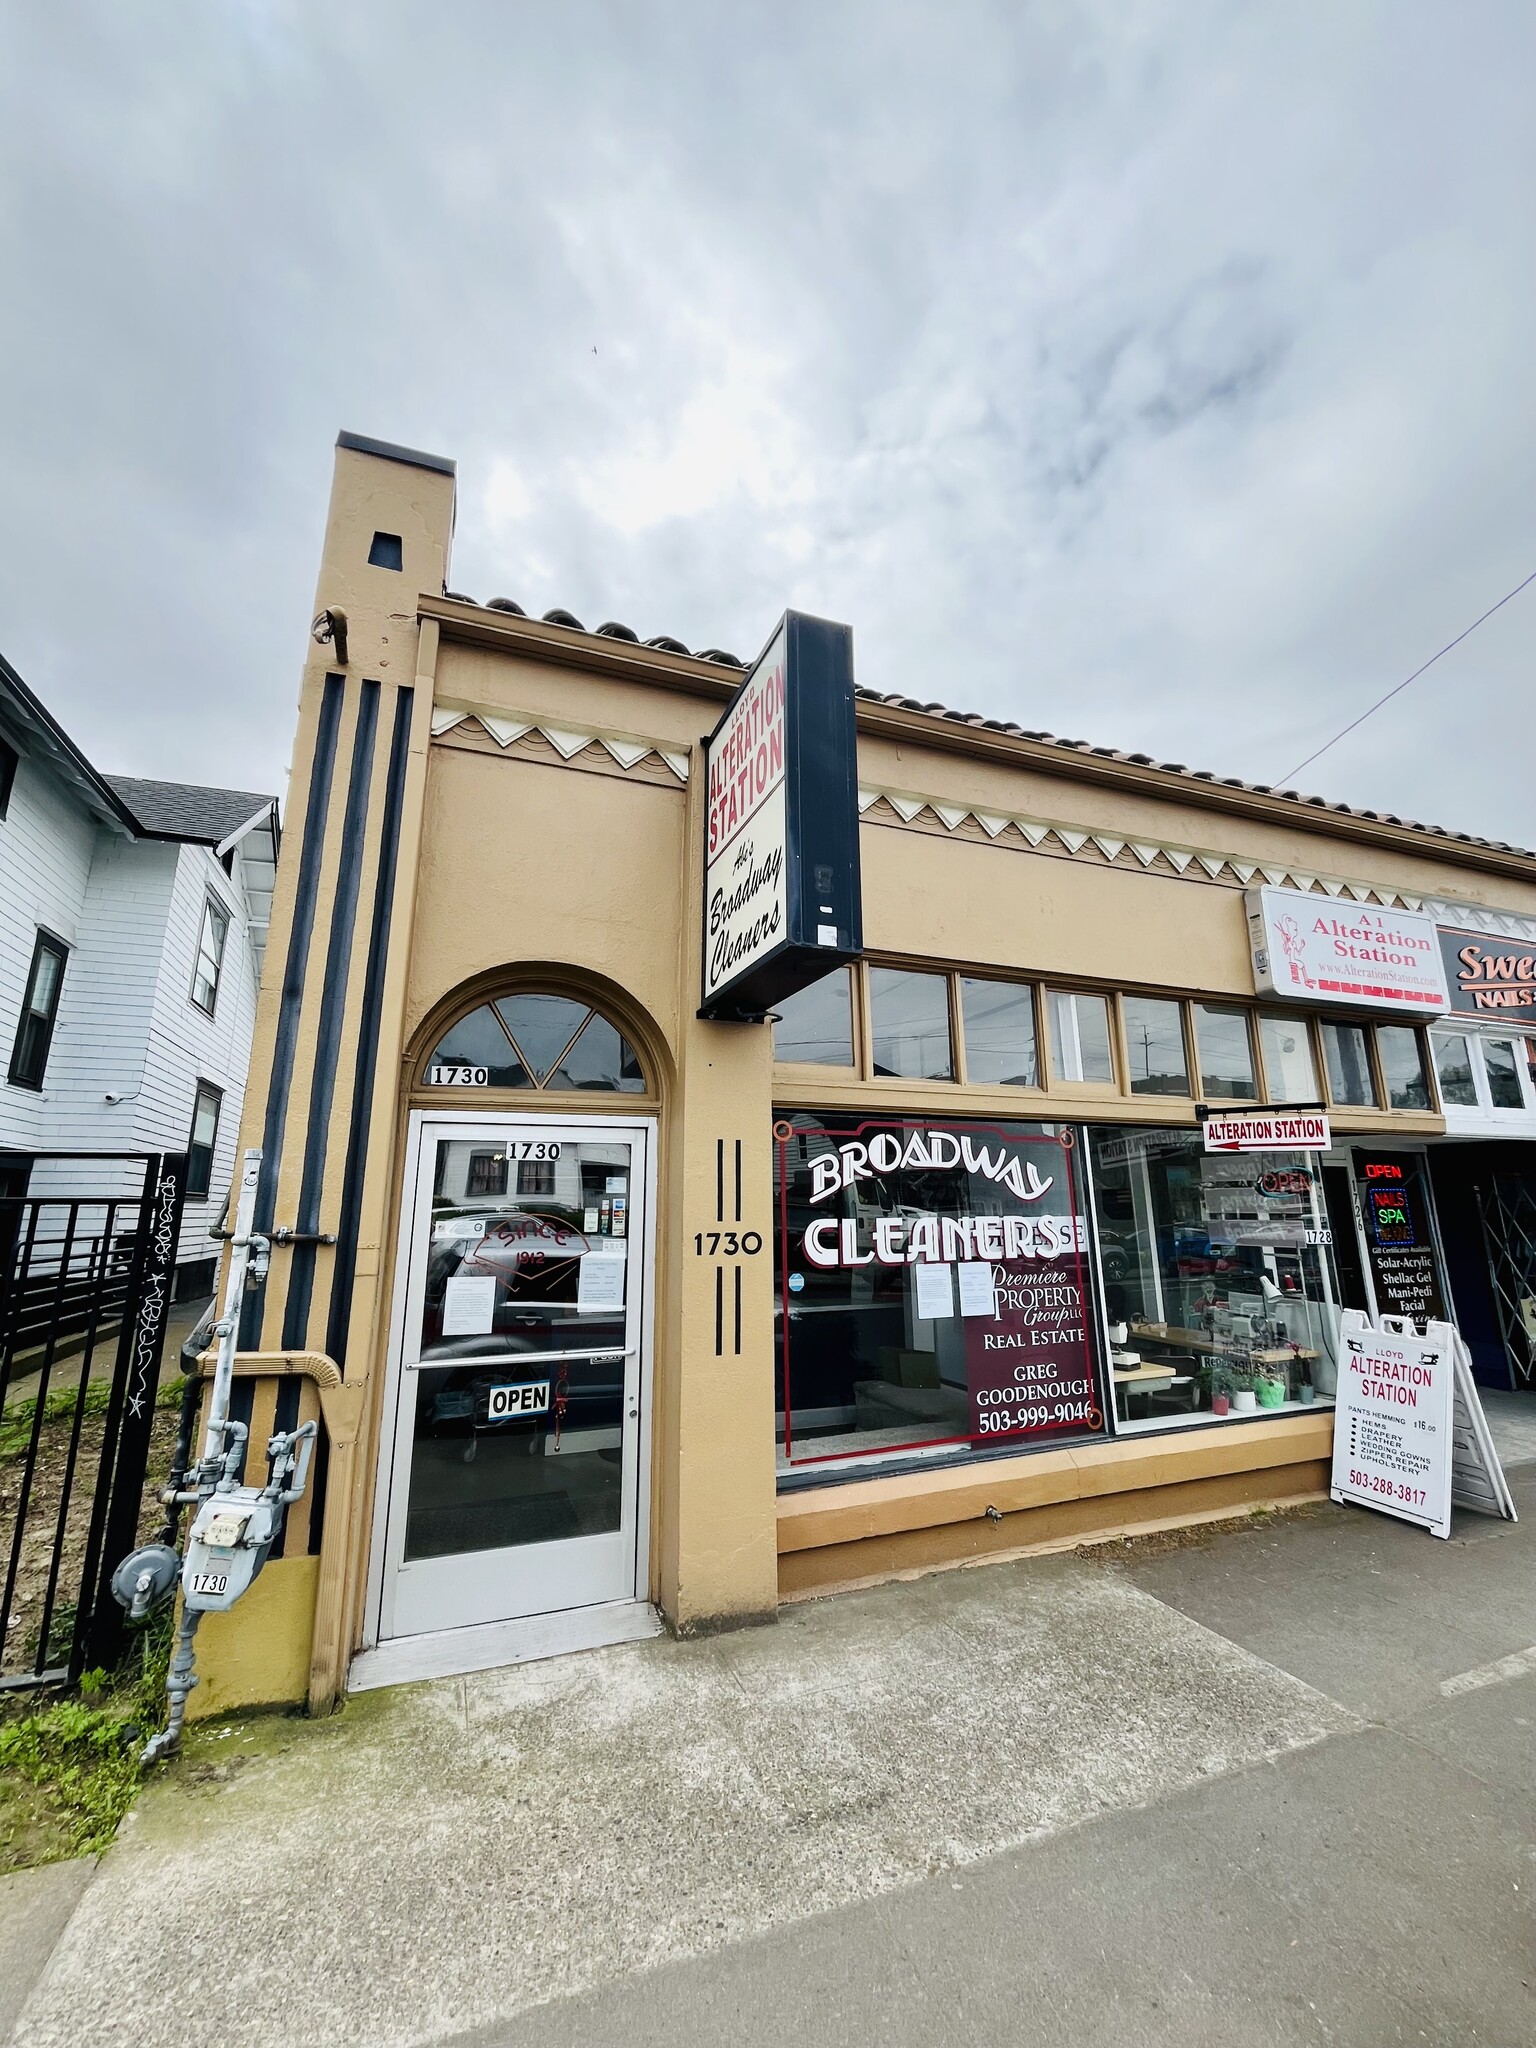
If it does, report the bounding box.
[7,1453,1536,2047]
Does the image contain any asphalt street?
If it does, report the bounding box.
[470,1464,1536,2048]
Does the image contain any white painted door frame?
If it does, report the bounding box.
[357,1109,657,1683]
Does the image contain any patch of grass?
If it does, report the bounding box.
[0,1609,173,1875]
[0,1381,112,1461]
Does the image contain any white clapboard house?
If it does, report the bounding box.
[0,650,278,1300]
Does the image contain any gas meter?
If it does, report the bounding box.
[110,1146,321,1763]
[180,1417,316,1612]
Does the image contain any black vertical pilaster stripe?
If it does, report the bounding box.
[283,680,381,1348]
[241,676,344,1348]
[325,686,415,1369]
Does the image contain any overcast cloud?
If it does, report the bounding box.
[1,2,1531,846]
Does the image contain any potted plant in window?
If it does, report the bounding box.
[1228,1364,1259,1414]
[1255,1361,1289,1409]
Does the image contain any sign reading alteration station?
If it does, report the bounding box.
[700,610,862,1020]
[1245,886,1450,1014]
[1202,1109,1331,1153]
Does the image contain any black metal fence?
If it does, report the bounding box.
[1479,1172,1536,1389]
[1,1152,187,1690]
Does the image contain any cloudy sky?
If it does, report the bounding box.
[2,2,1532,843]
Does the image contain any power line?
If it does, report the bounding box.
[1277,566,1536,788]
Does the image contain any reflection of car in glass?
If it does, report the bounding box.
[422,1355,626,1461]
[423,1205,623,1359]
[1095,1222,1137,1283]
[456,1211,589,1283]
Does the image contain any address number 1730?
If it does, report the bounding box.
[694,1232,762,1256]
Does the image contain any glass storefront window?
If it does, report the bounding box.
[1047,990,1115,1084]
[1122,997,1189,1097]
[773,968,854,1066]
[1259,1014,1319,1103]
[1193,1004,1257,1100]
[1088,1128,1342,1433]
[1376,1027,1430,1110]
[774,1114,1104,1469]
[1431,1032,1477,1107]
[1323,1023,1376,1107]
[1484,1039,1526,1109]
[959,977,1038,1086]
[405,1132,635,1562]
[870,968,953,1080]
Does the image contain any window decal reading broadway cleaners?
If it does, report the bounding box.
[704,626,786,1002]
[1246,886,1449,1014]
[780,1118,1103,1451]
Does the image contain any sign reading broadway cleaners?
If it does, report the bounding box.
[1245,886,1450,1014]
[701,611,862,1020]
[795,1120,1101,1446]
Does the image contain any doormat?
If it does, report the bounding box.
[406,1491,584,1561]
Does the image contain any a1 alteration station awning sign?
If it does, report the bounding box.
[1245,886,1450,1014]
[700,610,862,1021]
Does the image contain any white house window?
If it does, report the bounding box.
[1431,1032,1478,1107]
[516,1157,557,1198]
[191,897,230,1016]
[1483,1040,1527,1109]
[186,1081,223,1199]
[8,931,68,1090]
[1429,1027,1536,1119]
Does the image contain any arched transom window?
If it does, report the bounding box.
[423,993,645,1093]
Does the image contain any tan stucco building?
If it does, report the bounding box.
[192,430,1536,1715]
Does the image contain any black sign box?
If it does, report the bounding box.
[699,610,863,1021]
[1438,927,1536,1015]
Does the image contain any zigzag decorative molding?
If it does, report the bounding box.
[1427,897,1536,942]
[431,702,690,782]
[421,726,1536,942]
[858,783,1536,935]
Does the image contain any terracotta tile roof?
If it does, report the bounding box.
[445,595,1535,861]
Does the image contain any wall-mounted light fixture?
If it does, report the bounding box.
[311,607,349,666]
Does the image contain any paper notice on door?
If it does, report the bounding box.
[577,1252,627,1313]
[441,1273,497,1337]
[914,1261,955,1321]
[958,1261,997,1318]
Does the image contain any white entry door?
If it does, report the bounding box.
[377,1113,653,1642]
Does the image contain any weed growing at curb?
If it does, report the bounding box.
[0,1608,174,1873]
